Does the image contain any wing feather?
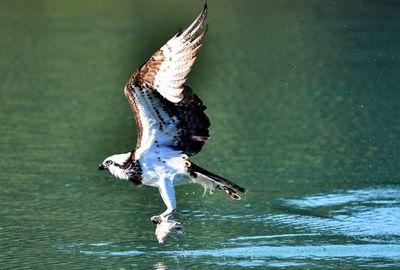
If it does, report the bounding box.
[123,4,209,159]
[125,85,209,158]
[129,3,207,103]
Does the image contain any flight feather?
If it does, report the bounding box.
[124,4,209,158]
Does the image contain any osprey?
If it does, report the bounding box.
[99,4,245,243]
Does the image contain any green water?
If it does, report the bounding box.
[1,0,400,269]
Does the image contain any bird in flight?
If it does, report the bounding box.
[99,3,245,244]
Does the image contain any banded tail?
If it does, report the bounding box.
[189,162,246,200]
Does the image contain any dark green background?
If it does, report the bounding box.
[1,0,399,269]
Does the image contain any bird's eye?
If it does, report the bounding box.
[105,160,113,165]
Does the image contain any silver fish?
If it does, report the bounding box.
[155,218,184,244]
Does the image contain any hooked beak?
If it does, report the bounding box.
[98,164,106,171]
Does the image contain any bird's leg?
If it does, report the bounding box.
[152,178,184,244]
[151,178,176,224]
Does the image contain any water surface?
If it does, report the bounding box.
[1,0,400,269]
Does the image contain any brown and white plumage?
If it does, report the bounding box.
[124,5,209,158]
[99,3,245,244]
[131,5,207,103]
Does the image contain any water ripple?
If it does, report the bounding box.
[273,186,400,237]
[60,186,400,268]
[68,242,400,268]
[284,187,400,209]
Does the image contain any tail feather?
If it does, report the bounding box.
[189,162,246,200]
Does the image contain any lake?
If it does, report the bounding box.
[1,0,399,269]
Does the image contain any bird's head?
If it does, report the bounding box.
[98,152,131,180]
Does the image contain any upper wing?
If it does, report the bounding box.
[124,4,209,159]
[130,3,207,103]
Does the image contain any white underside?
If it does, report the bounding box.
[131,84,193,188]
[139,148,189,187]
[137,143,192,218]
[106,132,215,221]
[106,85,214,220]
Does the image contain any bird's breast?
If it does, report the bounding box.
[138,152,189,187]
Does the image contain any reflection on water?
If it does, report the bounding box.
[76,243,400,265]
[62,186,400,268]
[153,262,167,270]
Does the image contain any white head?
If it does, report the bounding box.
[98,152,131,180]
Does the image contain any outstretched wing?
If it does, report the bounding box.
[124,4,209,158]
[131,4,207,103]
